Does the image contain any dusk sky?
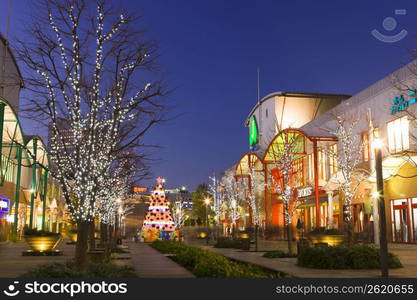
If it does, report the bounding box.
[2,0,417,190]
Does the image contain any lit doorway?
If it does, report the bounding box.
[391,199,412,243]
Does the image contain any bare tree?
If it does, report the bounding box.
[208,173,223,225]
[238,167,265,251]
[266,129,304,255]
[172,201,186,230]
[328,115,365,244]
[15,0,165,265]
[220,169,245,236]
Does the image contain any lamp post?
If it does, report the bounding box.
[204,198,210,245]
[373,138,389,277]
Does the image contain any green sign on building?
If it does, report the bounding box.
[249,115,259,149]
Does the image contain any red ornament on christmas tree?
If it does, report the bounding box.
[142,177,175,242]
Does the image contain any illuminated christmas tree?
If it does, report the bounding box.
[141,177,175,242]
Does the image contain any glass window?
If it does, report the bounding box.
[362,132,369,162]
[387,117,409,153]
[328,144,338,176]
[318,150,326,181]
[308,153,314,182]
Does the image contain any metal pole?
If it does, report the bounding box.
[206,204,209,245]
[13,146,22,237]
[375,146,389,277]
[0,103,5,182]
[29,138,37,229]
[41,170,48,231]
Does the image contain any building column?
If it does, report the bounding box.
[41,170,48,231]
[263,164,269,227]
[13,146,22,237]
[327,191,334,229]
[313,140,320,228]
[29,138,38,229]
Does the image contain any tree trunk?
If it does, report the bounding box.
[286,224,294,256]
[109,224,116,248]
[100,222,107,244]
[75,221,89,267]
[88,221,95,250]
[255,224,258,252]
[346,220,353,246]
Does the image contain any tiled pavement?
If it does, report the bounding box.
[192,240,417,278]
[126,242,195,278]
[0,239,75,277]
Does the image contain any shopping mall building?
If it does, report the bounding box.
[231,61,417,244]
[0,34,68,241]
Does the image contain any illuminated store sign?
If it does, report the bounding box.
[133,187,148,193]
[297,186,313,198]
[0,197,10,217]
[390,90,417,115]
[249,116,259,149]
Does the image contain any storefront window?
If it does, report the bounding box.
[307,153,314,182]
[391,198,413,243]
[412,198,417,243]
[353,203,364,232]
[309,206,316,229]
[320,205,327,227]
[387,117,409,153]
[292,158,306,187]
[318,150,326,181]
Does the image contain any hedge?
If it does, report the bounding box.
[297,244,403,269]
[151,240,276,278]
[214,237,250,250]
[262,250,295,258]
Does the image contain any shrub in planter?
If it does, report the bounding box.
[263,250,291,258]
[214,238,250,250]
[214,237,236,248]
[152,241,276,278]
[297,244,403,269]
[24,229,62,252]
[234,238,250,250]
[151,240,186,254]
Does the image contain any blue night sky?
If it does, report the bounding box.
[2,0,417,190]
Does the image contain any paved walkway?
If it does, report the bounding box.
[127,242,195,278]
[0,239,75,277]
[193,241,417,278]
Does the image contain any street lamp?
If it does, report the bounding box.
[204,198,210,245]
[373,138,389,277]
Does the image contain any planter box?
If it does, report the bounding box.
[68,233,77,243]
[24,235,62,252]
[307,235,344,246]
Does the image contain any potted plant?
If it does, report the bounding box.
[24,229,62,252]
[306,227,344,246]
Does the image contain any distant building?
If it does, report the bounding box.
[47,118,76,168]
[165,187,193,209]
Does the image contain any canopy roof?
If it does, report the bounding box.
[235,152,263,177]
[25,135,50,168]
[263,128,306,163]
